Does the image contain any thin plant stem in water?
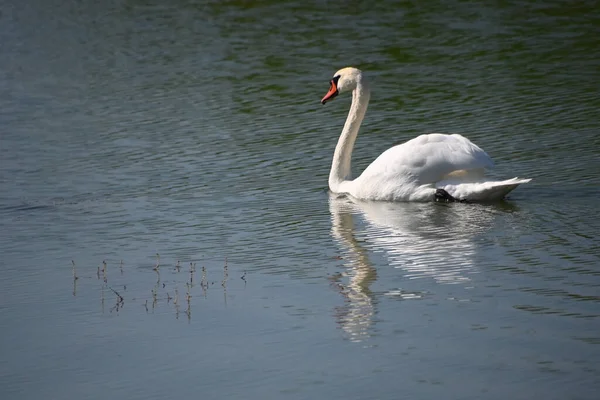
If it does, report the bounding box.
[222,258,229,287]
[71,260,78,281]
[185,283,192,322]
[109,286,125,313]
[174,287,180,319]
[108,286,125,304]
[101,284,105,314]
[189,262,196,285]
[152,285,158,305]
[201,266,208,297]
[153,253,160,271]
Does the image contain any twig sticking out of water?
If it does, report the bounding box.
[101,284,105,313]
[151,286,158,308]
[185,282,192,321]
[102,260,107,283]
[222,258,229,287]
[120,260,124,275]
[153,253,160,271]
[108,286,125,304]
[201,266,208,296]
[175,260,180,272]
[72,260,78,281]
[241,270,246,282]
[189,262,196,284]
[174,287,180,319]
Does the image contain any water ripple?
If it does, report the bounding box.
[2,1,600,398]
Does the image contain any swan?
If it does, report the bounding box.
[321,67,531,202]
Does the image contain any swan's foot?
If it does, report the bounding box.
[434,189,469,203]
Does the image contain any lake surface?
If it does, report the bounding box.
[1,1,599,399]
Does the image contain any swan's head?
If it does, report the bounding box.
[321,67,363,105]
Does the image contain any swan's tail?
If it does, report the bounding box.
[439,177,531,202]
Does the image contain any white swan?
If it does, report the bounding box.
[321,67,531,202]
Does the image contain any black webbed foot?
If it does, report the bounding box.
[434,189,469,203]
[434,188,455,202]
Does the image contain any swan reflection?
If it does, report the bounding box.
[328,193,498,341]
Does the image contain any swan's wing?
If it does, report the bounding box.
[361,133,494,184]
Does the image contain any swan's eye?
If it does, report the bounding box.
[321,75,340,105]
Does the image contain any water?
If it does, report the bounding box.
[1,0,599,399]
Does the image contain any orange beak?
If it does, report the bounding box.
[321,80,339,105]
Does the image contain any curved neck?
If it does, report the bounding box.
[329,81,370,192]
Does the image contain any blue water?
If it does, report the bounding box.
[1,1,599,399]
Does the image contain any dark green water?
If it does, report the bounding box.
[1,1,599,399]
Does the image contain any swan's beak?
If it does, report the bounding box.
[321,80,339,105]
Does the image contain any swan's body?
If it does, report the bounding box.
[321,67,530,202]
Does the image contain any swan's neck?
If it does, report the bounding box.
[329,81,370,192]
